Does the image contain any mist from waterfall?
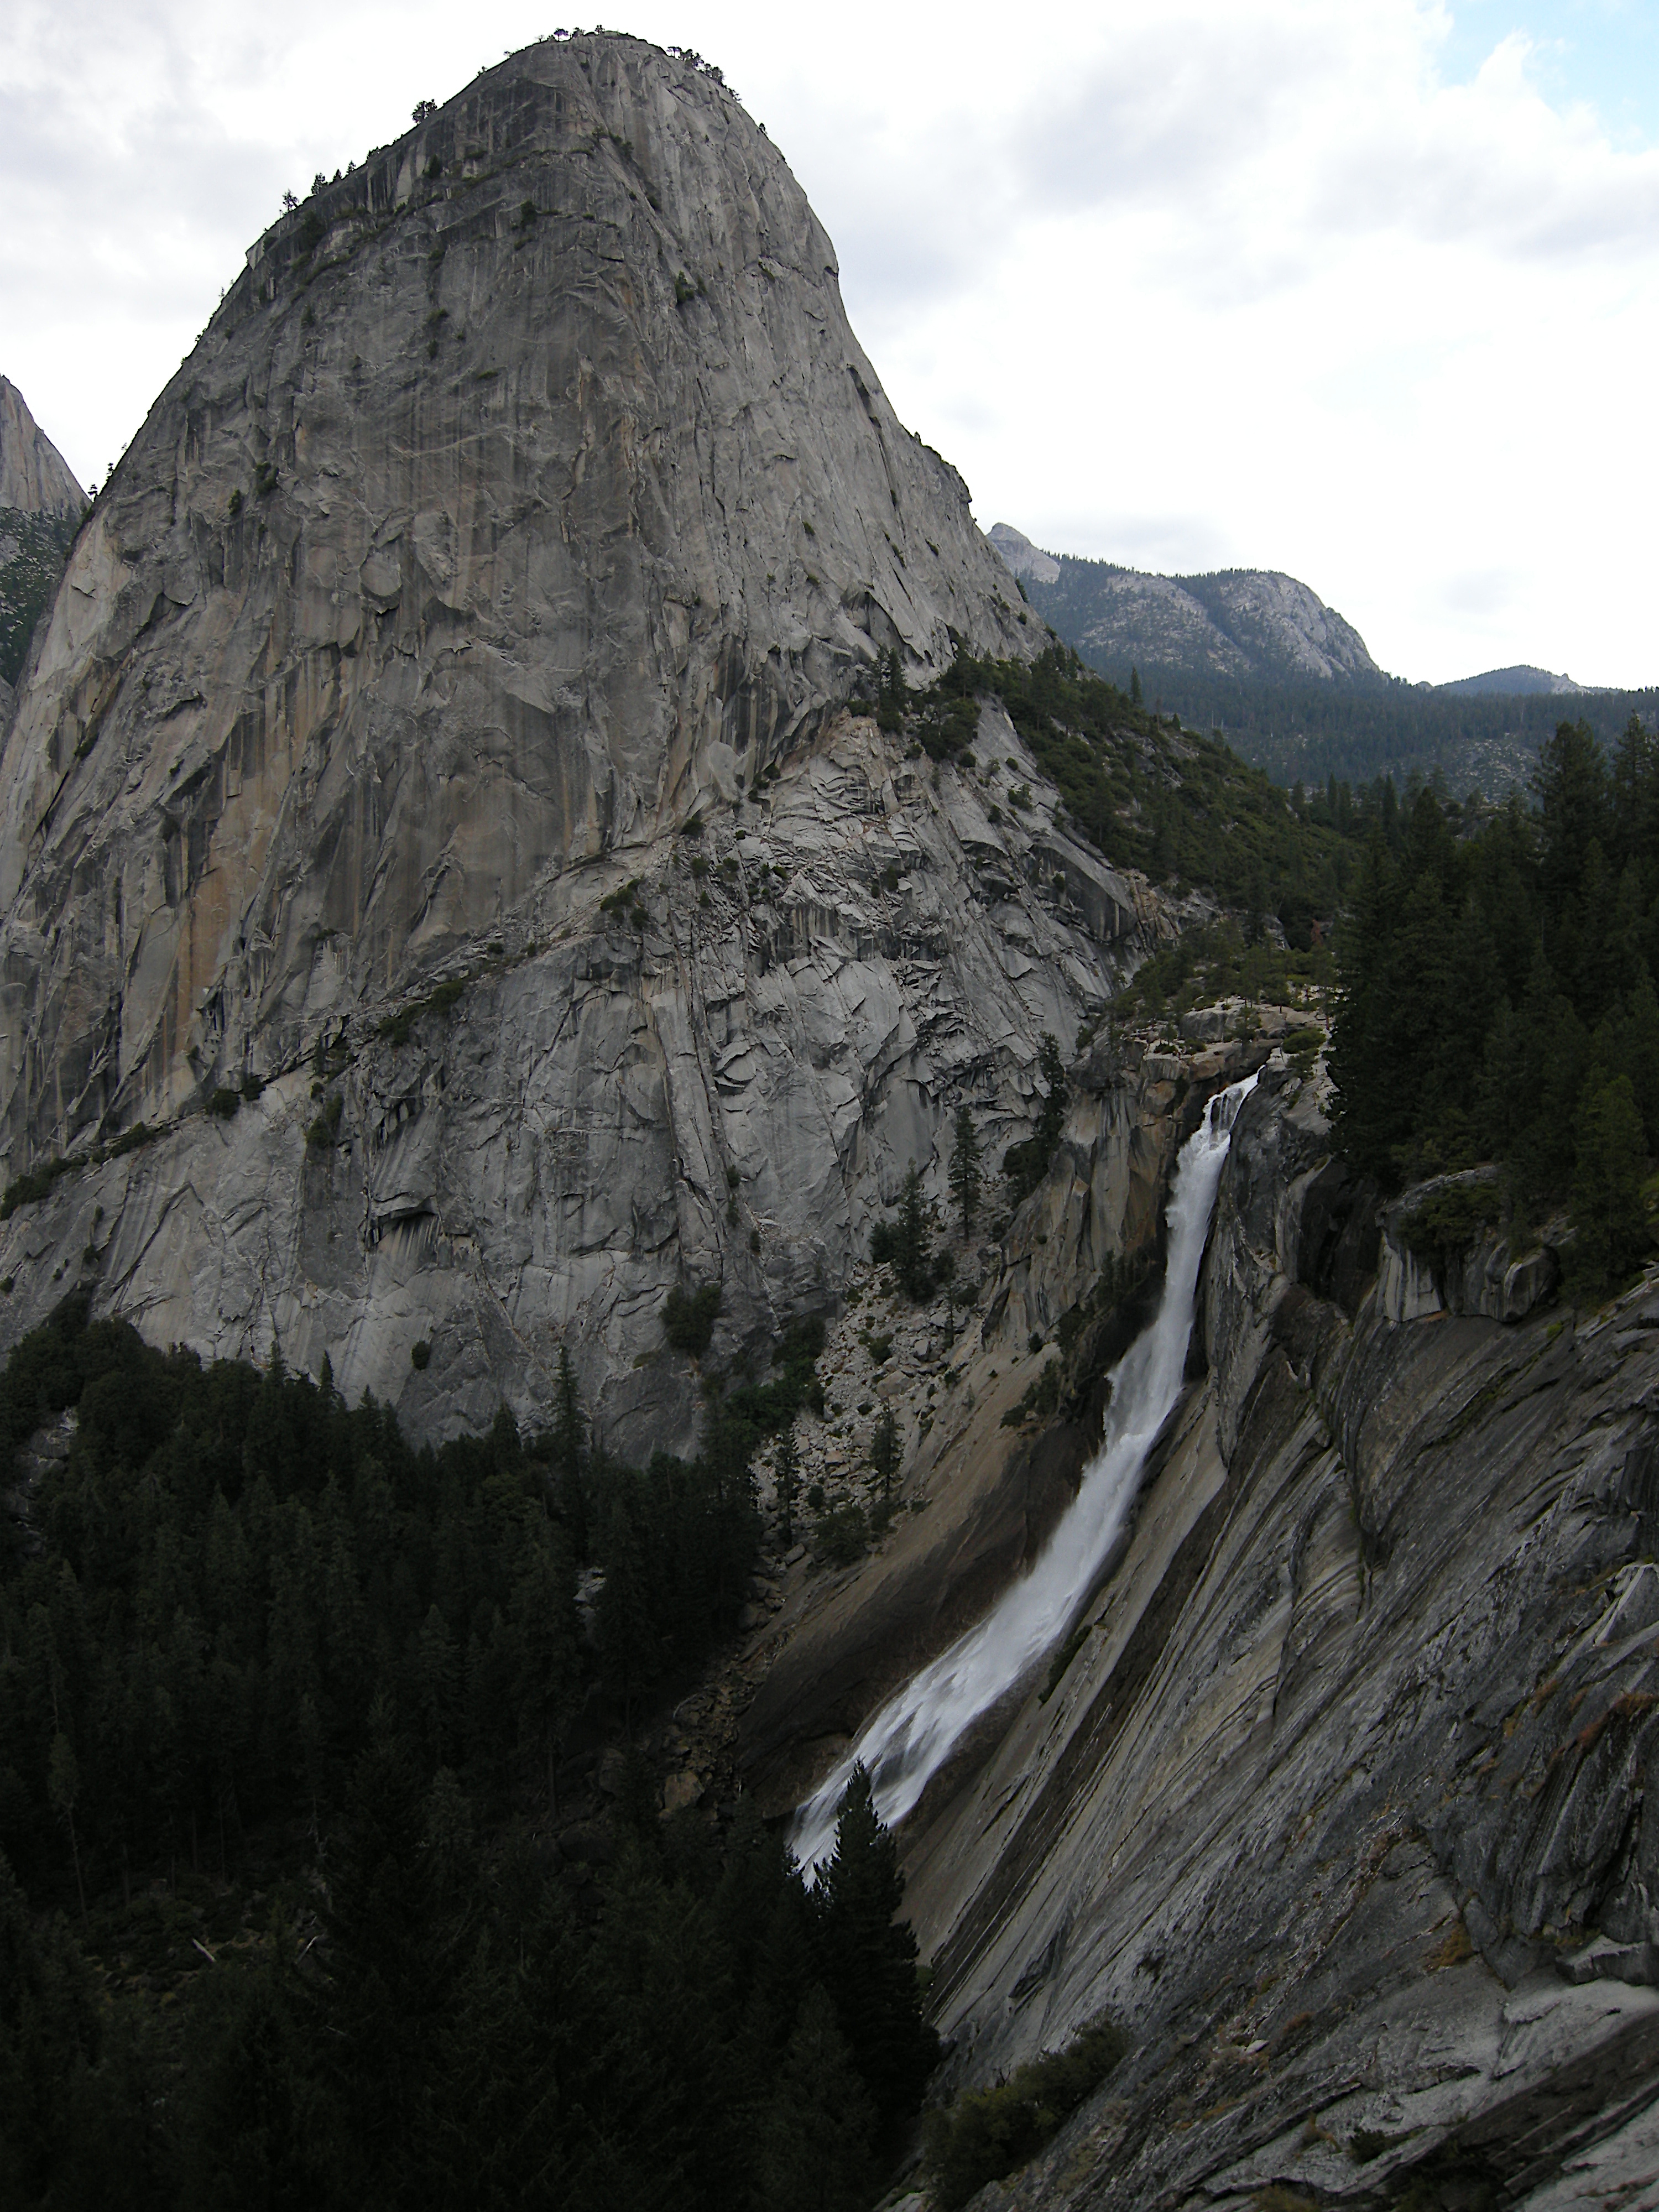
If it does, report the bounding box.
[790,1074,1259,1872]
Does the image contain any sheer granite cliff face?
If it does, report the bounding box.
[878,1067,1659,2211]
[0,378,82,519]
[0,35,1121,1448]
[0,377,84,694]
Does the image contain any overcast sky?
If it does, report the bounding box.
[3,0,1655,685]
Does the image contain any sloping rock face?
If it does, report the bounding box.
[1003,538,1384,687]
[0,377,84,691]
[988,523,1060,588]
[738,1040,1255,1808]
[0,36,1079,1447]
[1377,1171,1559,1326]
[0,34,1032,1154]
[886,1067,1659,2209]
[0,379,82,517]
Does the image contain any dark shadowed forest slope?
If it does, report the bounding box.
[0,1295,937,2210]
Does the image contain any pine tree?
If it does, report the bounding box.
[869,1406,899,1501]
[1003,1032,1069,1201]
[754,1986,879,2212]
[894,1162,933,1302]
[175,1934,321,2212]
[948,1104,982,1237]
[1571,1072,1648,1296]
[550,1347,588,1557]
[47,1733,85,1919]
[810,1764,939,2124]
[594,1474,662,1729]
[316,1739,474,2206]
[877,648,906,733]
[508,1536,580,1813]
[1328,830,1402,1182]
[773,1422,800,1548]
[1035,1031,1067,1156]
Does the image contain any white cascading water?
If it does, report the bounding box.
[790,1073,1260,1872]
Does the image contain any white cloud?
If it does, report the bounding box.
[1,0,1654,684]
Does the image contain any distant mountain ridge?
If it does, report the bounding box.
[990,523,1653,795]
[1438,664,1590,698]
[989,524,1384,688]
[0,378,84,695]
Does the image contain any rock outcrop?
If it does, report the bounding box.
[739,1034,1269,1806]
[988,523,1060,589]
[0,377,84,691]
[0,35,1133,1451]
[1003,536,1385,688]
[0,379,82,518]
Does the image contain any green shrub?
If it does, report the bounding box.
[1401,1180,1503,1274]
[924,2018,1127,2210]
[208,1088,241,1120]
[1349,2129,1397,2164]
[1,1155,78,1220]
[306,1093,343,1150]
[379,974,468,1046]
[239,1072,264,1102]
[664,1283,721,1358]
[868,1163,943,1301]
[814,1499,867,1567]
[1002,1359,1062,1428]
[106,1123,155,1160]
[410,1339,431,1371]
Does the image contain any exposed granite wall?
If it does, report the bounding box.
[0,35,1074,1448]
[885,1066,1659,2209]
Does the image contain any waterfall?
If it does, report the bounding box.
[790,1073,1259,1872]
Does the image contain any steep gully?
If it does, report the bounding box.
[791,1074,1259,1870]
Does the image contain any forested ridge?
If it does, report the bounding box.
[1068,660,1659,796]
[0,1299,935,2208]
[890,643,1379,932]
[1330,714,1659,1293]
